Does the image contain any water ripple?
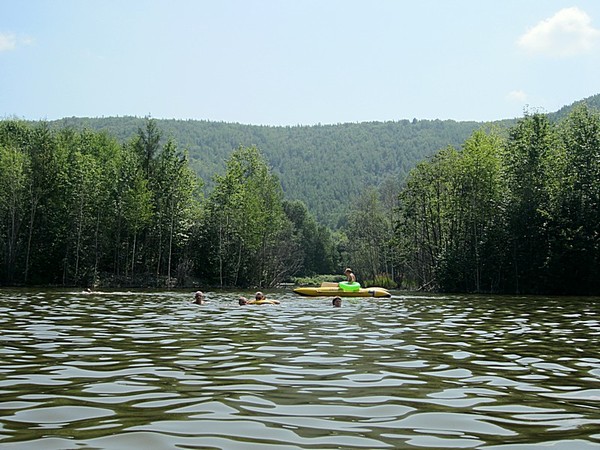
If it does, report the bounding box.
[1,290,599,449]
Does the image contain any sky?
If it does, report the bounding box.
[1,0,599,125]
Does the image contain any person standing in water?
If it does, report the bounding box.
[332,296,342,307]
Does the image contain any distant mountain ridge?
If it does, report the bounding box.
[46,94,599,227]
[550,93,600,121]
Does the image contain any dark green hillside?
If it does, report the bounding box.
[52,117,481,226]
[49,93,598,227]
[551,93,600,122]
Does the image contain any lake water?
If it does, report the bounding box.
[1,289,599,449]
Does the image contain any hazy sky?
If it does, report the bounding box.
[1,0,599,125]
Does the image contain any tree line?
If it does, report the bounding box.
[393,104,600,295]
[2,102,599,294]
[0,119,337,288]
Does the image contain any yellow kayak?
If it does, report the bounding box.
[293,286,391,298]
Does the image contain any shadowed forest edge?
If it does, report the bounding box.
[1,98,599,294]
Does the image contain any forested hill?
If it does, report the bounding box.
[48,93,599,227]
[551,93,600,121]
[49,117,480,227]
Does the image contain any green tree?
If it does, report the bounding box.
[200,145,299,287]
[119,149,153,280]
[345,188,390,285]
[57,129,120,285]
[283,199,336,276]
[395,146,462,290]
[394,129,506,292]
[504,114,557,293]
[0,143,30,282]
[150,140,201,284]
[439,130,506,292]
[134,118,162,179]
[548,104,600,293]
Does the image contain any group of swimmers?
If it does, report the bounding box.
[193,290,342,307]
[192,267,354,307]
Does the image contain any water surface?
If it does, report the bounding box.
[1,289,599,449]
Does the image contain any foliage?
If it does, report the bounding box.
[3,96,600,293]
[343,188,394,284]
[292,274,343,286]
[47,116,483,228]
[283,199,337,276]
[193,145,303,288]
[0,142,29,282]
[394,105,600,295]
[363,274,397,289]
[546,104,600,294]
[0,119,201,287]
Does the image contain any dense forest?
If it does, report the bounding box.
[0,120,337,288]
[396,103,600,295]
[1,94,599,293]
[49,116,483,228]
[45,94,600,228]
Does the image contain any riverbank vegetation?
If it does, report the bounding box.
[0,120,337,288]
[1,101,599,294]
[396,104,600,295]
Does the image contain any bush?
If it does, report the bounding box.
[292,274,342,286]
[363,274,397,289]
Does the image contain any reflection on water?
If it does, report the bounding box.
[1,289,599,449]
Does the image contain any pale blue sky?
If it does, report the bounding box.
[1,0,599,125]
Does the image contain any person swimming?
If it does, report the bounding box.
[238,292,280,305]
[193,291,206,305]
